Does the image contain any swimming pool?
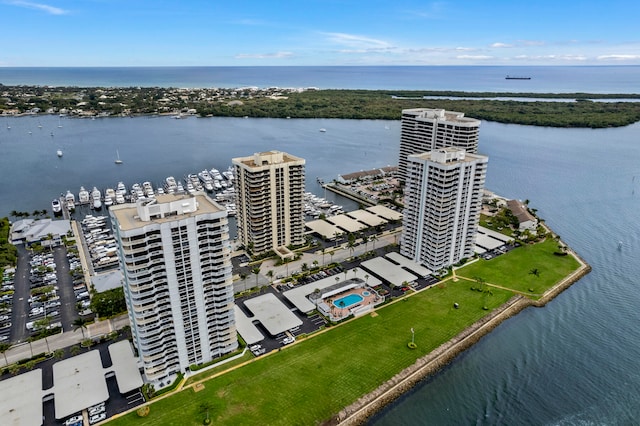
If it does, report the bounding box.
[333,293,364,309]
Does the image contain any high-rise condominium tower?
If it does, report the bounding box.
[398,108,480,182]
[401,147,488,271]
[110,194,236,386]
[233,151,305,258]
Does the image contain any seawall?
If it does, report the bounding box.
[333,249,591,425]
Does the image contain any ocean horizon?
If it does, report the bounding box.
[1,65,639,93]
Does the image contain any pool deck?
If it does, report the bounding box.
[324,287,381,320]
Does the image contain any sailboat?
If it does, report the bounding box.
[115,150,123,164]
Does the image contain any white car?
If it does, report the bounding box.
[282,336,295,345]
[89,412,106,424]
[64,415,83,426]
[88,403,105,416]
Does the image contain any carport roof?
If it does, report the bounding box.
[361,257,418,286]
[234,305,265,345]
[109,340,144,393]
[346,209,387,227]
[0,369,42,426]
[53,349,110,419]
[326,214,367,233]
[366,205,403,221]
[305,219,343,240]
[244,293,302,336]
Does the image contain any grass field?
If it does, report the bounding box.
[107,240,582,426]
[456,239,580,298]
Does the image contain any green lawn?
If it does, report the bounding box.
[457,239,580,297]
[108,284,514,426]
[107,240,582,426]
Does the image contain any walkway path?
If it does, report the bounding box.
[1,314,129,367]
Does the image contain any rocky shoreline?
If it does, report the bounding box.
[332,249,591,425]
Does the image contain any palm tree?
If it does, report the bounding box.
[321,247,326,266]
[239,273,248,292]
[0,342,11,367]
[35,317,52,352]
[73,317,90,339]
[329,251,334,266]
[251,266,261,289]
[529,268,540,277]
[266,270,274,287]
[370,234,378,252]
[347,239,356,258]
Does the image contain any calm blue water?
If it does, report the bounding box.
[1,66,640,425]
[333,293,364,309]
[1,66,640,93]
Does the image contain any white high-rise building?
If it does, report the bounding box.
[401,147,488,271]
[398,108,480,182]
[233,150,305,258]
[110,194,237,386]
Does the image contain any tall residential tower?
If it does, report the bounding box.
[398,108,480,182]
[233,151,305,258]
[401,147,487,271]
[110,194,236,386]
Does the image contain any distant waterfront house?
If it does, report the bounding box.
[9,218,71,246]
[506,199,538,232]
[337,166,397,184]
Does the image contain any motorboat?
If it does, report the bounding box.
[104,188,116,207]
[187,174,204,192]
[91,187,102,210]
[56,149,63,157]
[78,186,90,204]
[142,181,155,197]
[51,199,62,215]
[65,191,76,211]
[165,176,177,194]
[197,170,215,192]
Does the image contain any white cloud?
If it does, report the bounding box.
[491,42,513,48]
[323,32,392,50]
[6,0,68,15]
[234,52,294,59]
[457,55,493,60]
[597,54,640,61]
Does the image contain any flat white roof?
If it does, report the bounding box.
[361,257,418,286]
[346,209,387,227]
[305,219,343,240]
[474,245,487,254]
[386,252,432,277]
[234,305,265,345]
[0,369,42,426]
[478,226,513,243]
[475,233,504,250]
[92,270,124,293]
[108,340,144,393]
[53,350,109,419]
[366,205,403,221]
[244,293,303,336]
[326,214,368,233]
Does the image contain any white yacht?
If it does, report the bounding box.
[56,149,63,157]
[104,188,116,207]
[142,181,155,197]
[78,186,90,204]
[91,187,102,210]
[165,176,177,194]
[115,192,126,204]
[188,174,204,192]
[197,170,215,192]
[51,199,62,215]
[65,191,76,211]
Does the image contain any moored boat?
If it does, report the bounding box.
[78,186,90,204]
[51,199,62,215]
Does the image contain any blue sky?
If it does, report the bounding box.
[1,0,639,66]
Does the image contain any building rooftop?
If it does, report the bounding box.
[233,150,305,169]
[402,108,481,125]
[111,193,225,231]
